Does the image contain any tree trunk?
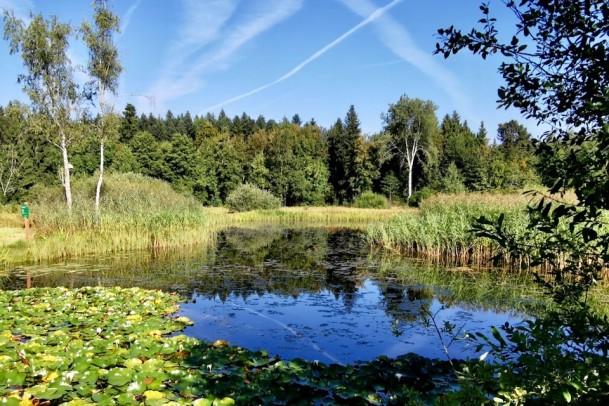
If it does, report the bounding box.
[95,138,104,218]
[407,156,414,199]
[61,136,72,211]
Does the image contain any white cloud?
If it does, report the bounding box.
[119,0,142,37]
[176,0,237,52]
[202,0,403,113]
[0,0,34,22]
[337,0,475,121]
[145,0,303,112]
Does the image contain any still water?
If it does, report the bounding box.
[3,227,536,364]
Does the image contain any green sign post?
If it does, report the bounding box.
[21,202,30,240]
[21,203,30,219]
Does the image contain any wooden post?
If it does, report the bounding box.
[24,217,30,240]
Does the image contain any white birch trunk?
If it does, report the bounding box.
[95,138,104,215]
[61,135,72,211]
[95,86,106,218]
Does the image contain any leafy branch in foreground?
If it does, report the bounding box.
[436,0,609,403]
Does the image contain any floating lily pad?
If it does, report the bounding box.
[0,286,456,404]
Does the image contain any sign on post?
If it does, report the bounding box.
[21,203,30,219]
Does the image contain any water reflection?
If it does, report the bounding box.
[1,227,535,362]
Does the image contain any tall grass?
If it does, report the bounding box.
[367,192,533,267]
[15,173,216,261]
[223,206,408,224]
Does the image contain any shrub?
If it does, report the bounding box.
[408,187,434,207]
[225,184,281,212]
[352,191,390,209]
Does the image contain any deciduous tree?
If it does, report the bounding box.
[3,11,80,210]
[383,96,438,199]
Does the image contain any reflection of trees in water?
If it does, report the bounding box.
[197,227,330,300]
[4,227,540,328]
[321,229,368,311]
[0,268,31,290]
[376,278,434,325]
[14,228,369,304]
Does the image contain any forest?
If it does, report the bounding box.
[0,98,540,207]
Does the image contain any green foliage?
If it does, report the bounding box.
[437,0,609,403]
[441,307,609,404]
[327,106,363,203]
[440,162,466,194]
[380,170,401,202]
[383,96,439,199]
[225,183,281,212]
[352,191,390,209]
[407,186,433,207]
[3,10,81,210]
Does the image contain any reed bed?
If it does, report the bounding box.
[223,206,409,224]
[0,204,22,228]
[367,192,534,268]
[6,173,217,262]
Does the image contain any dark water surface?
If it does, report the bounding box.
[3,227,531,364]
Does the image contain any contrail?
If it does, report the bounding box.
[237,305,344,365]
[201,0,403,114]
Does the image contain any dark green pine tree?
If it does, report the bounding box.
[119,103,139,143]
[327,106,361,203]
[291,114,302,126]
[327,119,345,203]
[439,111,486,191]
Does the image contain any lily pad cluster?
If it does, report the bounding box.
[0,287,454,405]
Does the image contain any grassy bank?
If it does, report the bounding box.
[1,173,217,263]
[0,173,407,264]
[210,205,408,224]
[367,192,535,268]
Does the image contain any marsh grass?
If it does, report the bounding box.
[7,173,216,262]
[367,192,535,267]
[0,206,22,228]
[224,206,408,224]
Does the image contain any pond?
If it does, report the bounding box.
[2,227,542,364]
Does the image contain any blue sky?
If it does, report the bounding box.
[0,0,538,139]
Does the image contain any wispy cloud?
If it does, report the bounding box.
[119,0,142,37]
[202,0,403,114]
[0,0,34,22]
[145,0,302,111]
[337,0,475,120]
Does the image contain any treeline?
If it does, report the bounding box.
[0,97,539,206]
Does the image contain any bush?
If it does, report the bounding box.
[352,191,390,209]
[226,184,281,212]
[407,187,434,207]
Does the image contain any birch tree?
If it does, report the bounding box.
[81,0,122,218]
[383,96,438,199]
[3,11,80,211]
